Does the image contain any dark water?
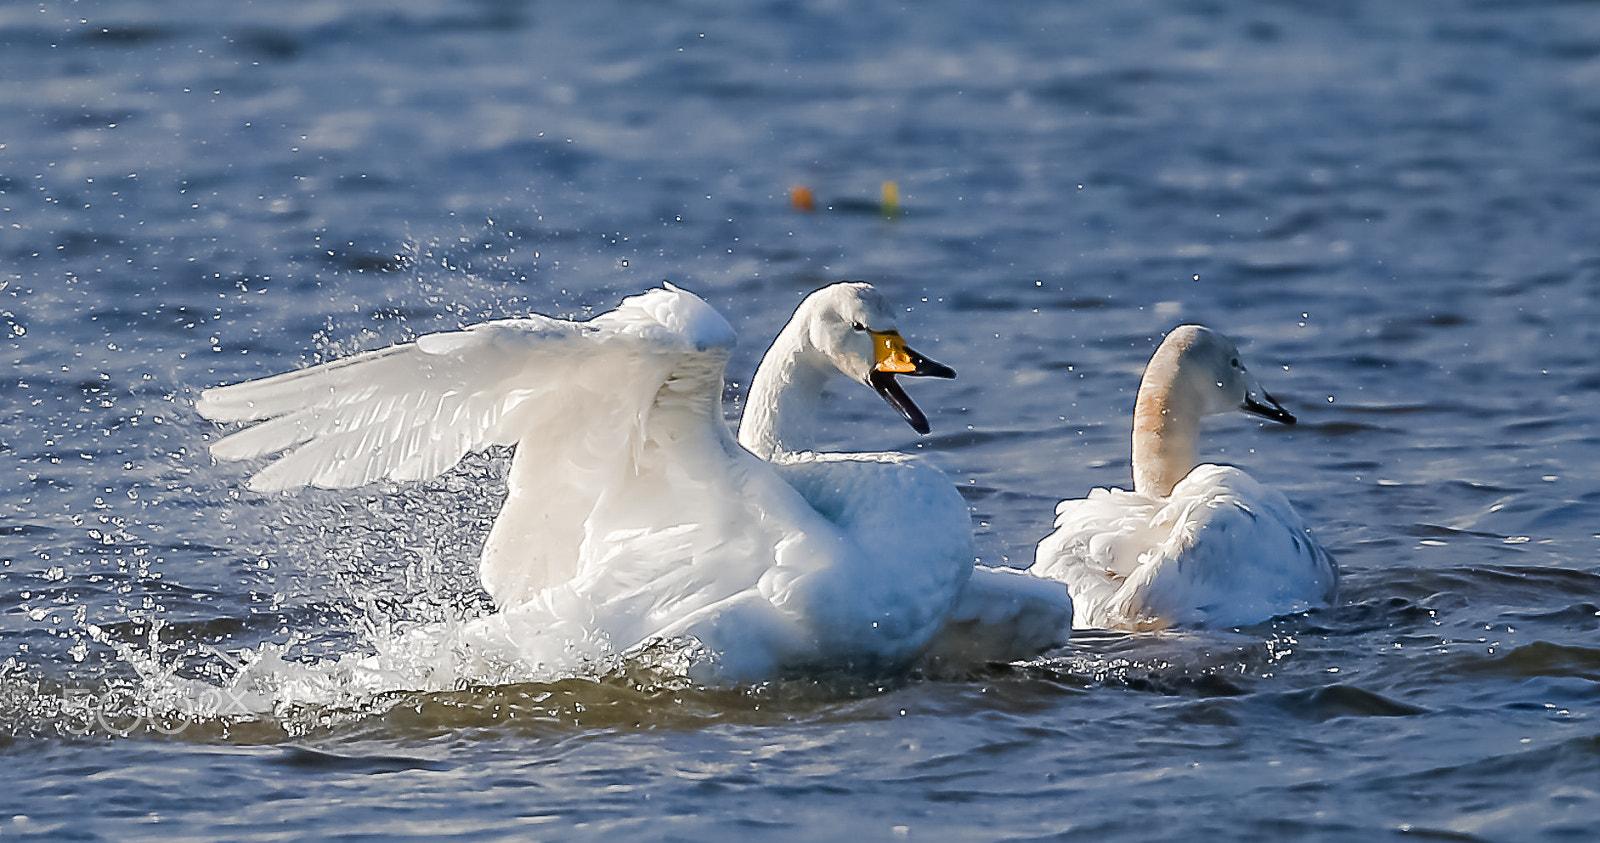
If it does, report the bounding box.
[4,0,1599,839]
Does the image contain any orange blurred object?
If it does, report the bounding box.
[790,185,816,212]
[881,180,900,217]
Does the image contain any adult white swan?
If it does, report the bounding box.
[1030,324,1336,631]
[198,283,979,682]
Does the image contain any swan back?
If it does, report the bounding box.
[1038,465,1336,629]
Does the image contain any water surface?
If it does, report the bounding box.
[2,1,1598,839]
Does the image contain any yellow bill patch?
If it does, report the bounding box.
[871,330,917,374]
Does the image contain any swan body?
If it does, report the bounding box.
[1031,324,1336,631]
[731,285,1075,666]
[920,564,1076,666]
[198,283,975,683]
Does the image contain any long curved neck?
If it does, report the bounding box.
[1131,360,1201,499]
[737,320,831,460]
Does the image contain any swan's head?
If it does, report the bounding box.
[1132,325,1293,497]
[798,282,956,434]
[1158,324,1295,424]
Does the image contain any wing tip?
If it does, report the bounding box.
[193,388,234,422]
[610,285,735,351]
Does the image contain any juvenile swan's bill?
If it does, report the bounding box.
[197,283,973,683]
[1030,325,1336,631]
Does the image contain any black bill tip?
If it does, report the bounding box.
[908,352,956,379]
[868,369,932,434]
[1243,390,1296,425]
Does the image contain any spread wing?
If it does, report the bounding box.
[196,284,736,493]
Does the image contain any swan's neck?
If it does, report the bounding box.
[1130,361,1202,499]
[737,322,832,460]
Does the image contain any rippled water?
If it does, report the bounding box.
[4,0,1599,839]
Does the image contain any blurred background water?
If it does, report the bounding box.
[2,0,1598,839]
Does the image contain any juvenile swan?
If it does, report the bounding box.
[197,283,973,683]
[1030,325,1336,630]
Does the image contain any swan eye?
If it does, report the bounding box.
[851,321,867,332]
[1230,357,1240,368]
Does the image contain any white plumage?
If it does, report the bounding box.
[1030,325,1336,631]
[199,283,986,682]
[922,564,1077,666]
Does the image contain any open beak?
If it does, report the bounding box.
[867,330,956,434]
[1242,389,1296,425]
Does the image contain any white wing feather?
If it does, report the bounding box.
[197,285,734,494]
[1033,464,1336,630]
[922,565,1074,666]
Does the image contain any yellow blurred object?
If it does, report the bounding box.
[881,181,900,217]
[790,185,816,212]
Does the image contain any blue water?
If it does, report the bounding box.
[4,0,1599,839]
